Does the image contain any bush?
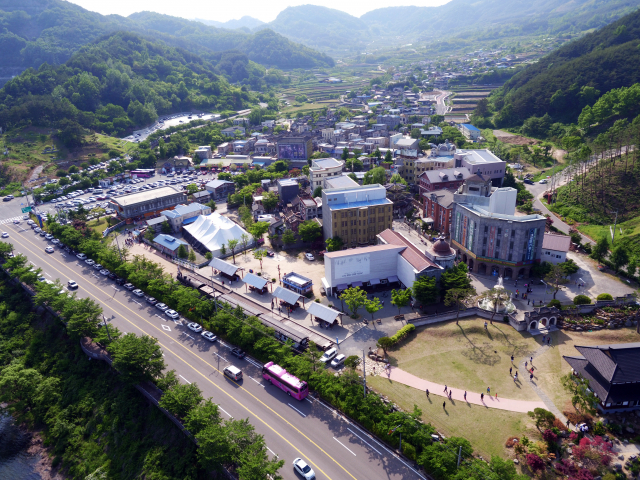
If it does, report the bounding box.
[388,324,416,345]
[547,299,562,308]
[573,295,592,305]
[402,442,417,461]
[597,293,613,301]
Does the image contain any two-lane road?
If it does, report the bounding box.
[7,224,426,480]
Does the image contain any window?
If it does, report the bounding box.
[508,253,513,261]
[509,242,514,250]
[496,240,501,248]
[484,226,488,234]
[497,228,502,235]
[511,230,516,237]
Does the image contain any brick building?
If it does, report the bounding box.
[423,189,455,235]
[419,167,472,195]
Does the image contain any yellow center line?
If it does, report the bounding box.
[16,232,358,480]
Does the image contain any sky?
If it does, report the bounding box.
[64,0,451,23]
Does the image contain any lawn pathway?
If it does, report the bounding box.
[517,342,570,426]
[381,366,547,413]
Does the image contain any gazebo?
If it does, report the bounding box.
[209,257,243,281]
[307,302,342,326]
[273,286,304,312]
[243,273,269,294]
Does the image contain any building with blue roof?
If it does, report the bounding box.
[161,203,212,232]
[460,124,481,141]
[152,234,189,257]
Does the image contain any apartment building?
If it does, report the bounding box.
[309,158,344,190]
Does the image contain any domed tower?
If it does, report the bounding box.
[425,236,456,269]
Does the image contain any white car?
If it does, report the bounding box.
[132,289,144,297]
[539,179,548,184]
[22,215,28,220]
[201,331,217,342]
[320,347,338,365]
[293,458,316,480]
[165,309,179,319]
[100,269,110,276]
[68,280,78,289]
[187,322,203,333]
[45,246,54,253]
[76,253,87,260]
[155,303,168,311]
[13,219,20,224]
[85,259,95,265]
[304,253,315,261]
[1,232,8,238]
[330,354,346,368]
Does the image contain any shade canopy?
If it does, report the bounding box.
[335,283,348,291]
[350,281,363,288]
[387,275,399,283]
[184,212,251,252]
[307,302,341,323]
[209,257,240,277]
[369,278,381,286]
[243,273,268,290]
[273,286,302,305]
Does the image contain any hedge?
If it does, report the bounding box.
[389,324,416,345]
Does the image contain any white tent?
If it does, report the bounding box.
[183,213,252,256]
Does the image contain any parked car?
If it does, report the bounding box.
[132,289,144,297]
[108,273,117,280]
[231,347,246,359]
[85,259,95,265]
[320,347,338,365]
[123,283,135,290]
[304,253,315,261]
[155,303,168,311]
[146,296,158,305]
[115,277,126,285]
[523,179,534,185]
[330,354,346,369]
[100,269,110,276]
[93,263,103,270]
[76,253,87,260]
[201,331,217,342]
[187,322,203,333]
[165,309,179,319]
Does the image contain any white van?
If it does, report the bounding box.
[224,366,243,381]
[320,347,338,365]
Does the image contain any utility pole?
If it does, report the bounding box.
[457,445,462,467]
[362,349,366,398]
[101,314,112,342]
[611,210,619,244]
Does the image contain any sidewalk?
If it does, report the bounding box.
[376,365,546,413]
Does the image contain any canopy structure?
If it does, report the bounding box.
[351,281,363,288]
[243,273,268,290]
[218,294,264,317]
[335,283,348,291]
[369,278,381,286]
[273,286,303,305]
[387,275,399,283]
[209,257,241,277]
[184,212,252,254]
[307,302,341,324]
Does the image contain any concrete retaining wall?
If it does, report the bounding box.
[409,307,525,330]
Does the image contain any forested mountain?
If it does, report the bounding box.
[259,0,640,53]
[490,8,640,127]
[0,32,262,140]
[196,16,264,31]
[0,0,333,78]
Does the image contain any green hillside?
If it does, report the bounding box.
[491,7,640,127]
[0,31,262,138]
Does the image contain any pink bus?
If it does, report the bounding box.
[262,361,309,400]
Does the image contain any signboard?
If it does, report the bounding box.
[333,254,370,279]
[526,227,538,261]
[21,206,31,213]
[278,143,306,160]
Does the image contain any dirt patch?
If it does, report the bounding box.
[27,164,45,183]
[493,130,539,146]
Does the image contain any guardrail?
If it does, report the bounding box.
[103,220,126,237]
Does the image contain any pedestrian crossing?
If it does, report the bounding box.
[0,215,26,225]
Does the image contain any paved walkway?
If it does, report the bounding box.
[379,366,547,413]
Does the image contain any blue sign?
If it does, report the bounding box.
[36,214,43,228]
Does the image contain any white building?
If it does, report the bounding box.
[182,212,253,257]
[309,157,344,190]
[195,146,212,160]
[460,124,481,141]
[161,203,212,232]
[541,234,571,265]
[454,149,507,186]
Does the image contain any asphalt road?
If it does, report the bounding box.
[6,224,426,480]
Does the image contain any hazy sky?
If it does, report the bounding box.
[65,0,450,23]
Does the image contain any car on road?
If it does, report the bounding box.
[201,331,217,342]
[523,179,534,185]
[231,347,246,359]
[146,296,158,305]
[187,322,203,333]
[45,246,54,253]
[304,253,315,261]
[320,347,338,365]
[100,269,110,276]
[67,280,78,289]
[1,232,8,238]
[292,458,315,480]
[155,303,168,311]
[39,231,46,237]
[539,179,548,184]
[22,215,28,220]
[93,263,103,270]
[330,354,346,369]
[108,272,117,280]
[51,239,59,245]
[3,195,14,201]
[132,289,144,297]
[37,276,46,282]
[223,365,243,381]
[13,219,20,224]
[76,253,87,260]
[123,283,135,290]
[85,259,95,265]
[165,309,179,319]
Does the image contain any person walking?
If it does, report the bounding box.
[443,401,446,410]
[513,375,517,383]
[530,356,533,364]
[444,385,448,393]
[487,386,491,394]
[495,392,498,399]
[510,355,514,363]
[509,366,513,375]
[426,389,429,398]
[530,373,534,381]
[464,391,467,401]
[525,361,528,369]
[480,393,484,401]
[448,390,452,399]
[515,372,518,380]
[542,335,546,343]
[527,298,530,305]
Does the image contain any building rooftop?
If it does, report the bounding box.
[162,203,207,219]
[378,229,440,272]
[461,124,481,131]
[206,180,234,189]
[456,149,504,165]
[312,158,343,170]
[323,244,404,259]
[542,233,571,252]
[456,202,546,222]
[112,186,183,207]
[325,176,359,189]
[153,234,188,251]
[423,189,456,208]
[422,167,471,183]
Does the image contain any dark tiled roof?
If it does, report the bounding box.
[574,343,640,383]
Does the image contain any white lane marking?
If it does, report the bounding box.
[133,300,141,305]
[246,358,261,368]
[173,319,182,325]
[110,285,120,291]
[92,273,99,278]
[178,374,191,384]
[333,437,356,456]
[185,334,194,339]
[45,272,51,277]
[61,254,66,258]
[249,376,265,388]
[267,447,278,457]
[162,325,171,331]
[347,428,381,455]
[287,403,307,417]
[218,406,233,419]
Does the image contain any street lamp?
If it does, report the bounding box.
[540,280,548,305]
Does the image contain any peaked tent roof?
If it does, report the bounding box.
[307,302,341,323]
[243,273,268,290]
[185,213,251,252]
[209,257,241,277]
[273,286,302,305]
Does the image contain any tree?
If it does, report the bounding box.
[527,408,556,432]
[591,235,610,262]
[177,243,188,259]
[340,287,367,317]
[188,249,196,263]
[343,355,361,369]
[253,249,267,271]
[440,263,472,292]
[227,239,239,263]
[186,183,199,195]
[525,454,545,474]
[413,276,438,306]
[341,147,349,161]
[390,173,407,185]
[364,297,382,322]
[161,221,172,234]
[544,264,569,299]
[184,398,221,436]
[444,287,476,322]
[376,337,394,355]
[262,191,278,211]
[570,231,582,246]
[108,333,165,384]
[0,241,13,258]
[205,251,213,261]
[562,373,598,415]
[363,167,387,185]
[391,289,412,315]
[298,220,322,242]
[206,200,217,211]
[62,297,103,340]
[559,258,579,276]
[240,233,250,255]
[573,294,591,305]
[384,150,393,163]
[159,382,203,420]
[478,287,511,322]
[325,236,343,252]
[248,222,269,243]
[281,229,296,246]
[144,228,156,242]
[312,186,322,198]
[611,245,630,271]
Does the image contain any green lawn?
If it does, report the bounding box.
[388,318,541,400]
[368,376,532,458]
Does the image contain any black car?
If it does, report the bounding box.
[523,179,534,185]
[108,272,117,280]
[115,277,126,285]
[231,347,246,359]
[59,243,66,250]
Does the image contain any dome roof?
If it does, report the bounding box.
[433,237,453,254]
